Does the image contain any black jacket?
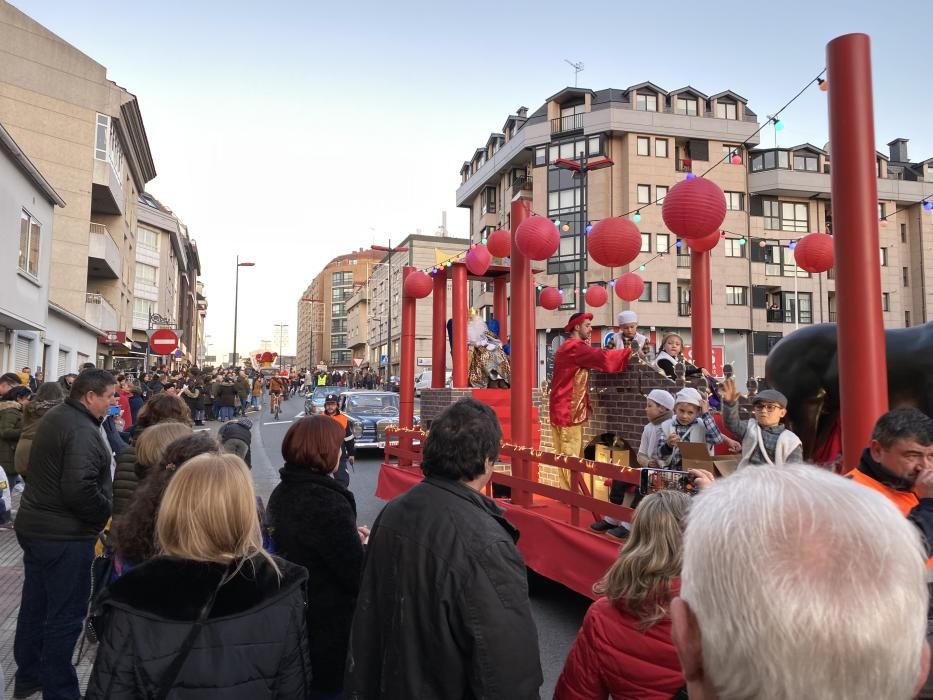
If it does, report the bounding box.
[14,398,112,540]
[216,382,237,408]
[111,445,139,518]
[268,465,363,693]
[86,556,311,699]
[345,477,542,699]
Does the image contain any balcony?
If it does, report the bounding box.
[88,223,121,279]
[677,253,691,268]
[85,293,118,331]
[512,174,533,197]
[550,113,583,135]
[678,302,691,317]
[767,308,813,324]
[91,158,124,215]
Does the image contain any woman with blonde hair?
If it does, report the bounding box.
[86,453,311,698]
[555,490,690,699]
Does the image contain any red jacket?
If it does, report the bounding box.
[554,584,685,700]
[549,338,630,427]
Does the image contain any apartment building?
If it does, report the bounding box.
[346,283,370,367]
[296,249,382,371]
[456,84,933,384]
[0,2,157,376]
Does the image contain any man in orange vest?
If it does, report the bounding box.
[324,393,354,488]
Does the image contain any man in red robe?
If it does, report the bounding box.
[549,312,632,489]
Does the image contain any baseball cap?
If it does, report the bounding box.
[564,312,593,333]
[645,389,675,412]
[752,389,788,408]
[674,387,704,408]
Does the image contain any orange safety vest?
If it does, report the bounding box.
[847,468,933,568]
[329,413,348,431]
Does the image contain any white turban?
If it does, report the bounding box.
[618,310,638,325]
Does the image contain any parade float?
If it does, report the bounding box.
[377,34,912,597]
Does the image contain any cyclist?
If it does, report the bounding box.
[268,373,287,416]
[322,393,354,487]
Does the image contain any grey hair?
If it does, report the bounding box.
[681,463,928,700]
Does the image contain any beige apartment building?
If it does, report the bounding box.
[0,1,157,376]
[296,249,382,371]
[456,84,933,384]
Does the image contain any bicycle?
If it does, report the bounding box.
[270,391,282,420]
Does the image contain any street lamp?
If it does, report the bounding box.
[300,297,323,369]
[371,240,409,383]
[274,322,288,371]
[233,256,255,367]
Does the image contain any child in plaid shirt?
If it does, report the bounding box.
[657,387,740,468]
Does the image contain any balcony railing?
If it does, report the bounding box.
[829,311,837,322]
[678,302,691,317]
[550,113,583,134]
[512,174,533,196]
[676,254,691,268]
[767,308,814,324]
[85,293,118,330]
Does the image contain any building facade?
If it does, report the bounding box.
[456,84,933,385]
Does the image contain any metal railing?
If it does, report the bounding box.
[512,174,533,196]
[550,113,583,134]
[86,292,103,304]
[828,311,837,322]
[677,253,691,268]
[678,302,691,317]
[767,308,814,324]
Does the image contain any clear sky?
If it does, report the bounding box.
[11,0,933,360]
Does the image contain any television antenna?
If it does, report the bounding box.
[564,59,584,87]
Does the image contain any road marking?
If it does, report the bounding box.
[193,427,211,432]
[264,420,294,425]
[294,412,306,419]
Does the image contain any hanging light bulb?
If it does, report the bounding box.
[554,219,561,227]
[739,237,747,246]
[773,118,784,131]
[609,280,615,287]
[788,241,797,250]
[923,200,933,211]
[561,223,571,232]
[818,78,828,92]
[639,264,646,271]
[633,211,642,223]
[685,172,697,180]
[585,223,593,233]
[759,240,767,248]
[675,240,683,249]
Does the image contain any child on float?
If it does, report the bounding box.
[657,387,740,468]
[654,333,704,381]
[720,379,803,468]
[592,389,676,539]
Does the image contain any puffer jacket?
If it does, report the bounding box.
[111,445,140,518]
[216,382,237,408]
[0,400,24,475]
[14,398,62,476]
[554,583,685,700]
[14,398,112,540]
[85,555,311,699]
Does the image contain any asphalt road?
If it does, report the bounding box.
[247,396,591,698]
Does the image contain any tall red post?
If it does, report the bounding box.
[493,276,509,342]
[451,263,469,388]
[431,270,448,388]
[690,250,712,371]
[399,267,417,466]
[510,197,533,505]
[827,33,888,468]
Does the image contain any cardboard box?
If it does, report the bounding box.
[595,445,631,467]
[679,442,739,476]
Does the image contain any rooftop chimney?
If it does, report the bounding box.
[888,138,909,163]
[517,106,528,118]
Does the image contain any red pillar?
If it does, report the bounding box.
[451,263,469,388]
[493,276,509,342]
[510,197,533,505]
[431,270,447,388]
[690,250,712,371]
[399,267,416,431]
[827,34,888,468]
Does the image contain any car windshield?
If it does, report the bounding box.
[312,386,344,401]
[347,394,399,413]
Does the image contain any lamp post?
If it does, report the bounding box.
[233,256,255,368]
[273,322,288,371]
[371,240,409,384]
[300,297,323,370]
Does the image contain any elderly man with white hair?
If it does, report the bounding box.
[671,463,930,700]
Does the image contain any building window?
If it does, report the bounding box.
[534,146,547,167]
[588,136,602,156]
[95,114,109,160]
[677,240,691,267]
[725,192,744,211]
[657,282,671,302]
[639,282,652,302]
[676,97,699,116]
[655,185,668,203]
[636,93,658,112]
[793,153,819,171]
[18,211,41,277]
[903,266,909,287]
[752,331,784,355]
[637,184,651,203]
[906,310,912,326]
[725,239,745,257]
[750,149,790,172]
[655,139,668,158]
[637,137,650,156]
[901,224,907,243]
[550,137,595,163]
[135,262,157,285]
[878,202,886,220]
[331,350,351,365]
[332,303,345,317]
[763,199,780,229]
[332,271,353,286]
[715,101,737,119]
[331,334,347,349]
[726,285,748,305]
[780,202,808,232]
[723,145,742,162]
[483,186,497,214]
[137,225,159,251]
[882,293,890,312]
[557,272,576,308]
[657,233,670,253]
[640,233,651,252]
[332,318,347,333]
[880,247,888,266]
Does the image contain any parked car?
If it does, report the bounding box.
[304,385,348,415]
[339,390,419,449]
[415,370,452,396]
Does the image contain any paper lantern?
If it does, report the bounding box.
[688,228,722,253]
[614,273,645,302]
[515,216,559,261]
[585,285,609,308]
[661,177,727,240]
[486,228,511,258]
[403,270,433,298]
[793,232,834,273]
[539,287,563,310]
[587,217,642,268]
[730,154,743,165]
[465,243,492,276]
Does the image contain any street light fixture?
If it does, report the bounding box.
[233,256,255,367]
[299,297,322,369]
[371,240,409,382]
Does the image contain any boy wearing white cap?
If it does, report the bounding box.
[657,387,740,467]
[617,310,647,352]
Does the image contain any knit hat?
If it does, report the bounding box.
[564,312,593,332]
[645,389,675,412]
[752,389,788,408]
[618,310,638,325]
[674,387,704,408]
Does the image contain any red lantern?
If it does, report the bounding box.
[688,228,722,253]
[614,273,645,302]
[486,228,511,258]
[661,177,727,240]
[539,287,563,310]
[584,285,609,308]
[793,232,834,273]
[403,270,433,298]
[515,216,559,261]
[587,217,642,268]
[465,244,492,276]
[730,154,743,165]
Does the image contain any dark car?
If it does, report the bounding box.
[339,391,418,449]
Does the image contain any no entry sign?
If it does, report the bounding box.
[149,328,179,355]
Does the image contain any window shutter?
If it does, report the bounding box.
[688,139,710,162]
[749,195,763,217]
[752,286,768,309]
